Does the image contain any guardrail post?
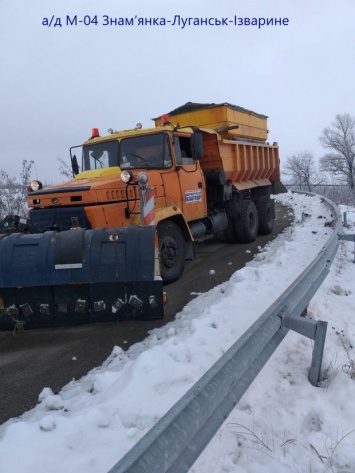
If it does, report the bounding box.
[343,211,348,227]
[339,234,355,263]
[281,313,328,386]
[309,321,327,386]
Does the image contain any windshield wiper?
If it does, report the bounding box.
[128,152,149,169]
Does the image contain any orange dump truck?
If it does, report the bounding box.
[0,102,284,329]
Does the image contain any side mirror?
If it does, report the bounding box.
[71,155,80,176]
[191,133,204,160]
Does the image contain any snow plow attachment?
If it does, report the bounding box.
[0,226,163,330]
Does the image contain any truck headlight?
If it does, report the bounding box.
[120,170,133,183]
[137,172,148,186]
[29,180,43,191]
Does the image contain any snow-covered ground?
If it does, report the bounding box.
[1,192,355,473]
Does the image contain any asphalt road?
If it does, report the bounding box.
[0,203,292,425]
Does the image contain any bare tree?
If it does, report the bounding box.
[0,160,34,218]
[283,151,322,191]
[319,113,355,193]
[57,157,73,179]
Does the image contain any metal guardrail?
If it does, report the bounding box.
[285,185,355,207]
[108,192,343,473]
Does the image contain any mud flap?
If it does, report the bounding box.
[0,226,164,330]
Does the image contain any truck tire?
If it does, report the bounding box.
[157,220,186,284]
[256,196,274,235]
[235,200,259,243]
[223,201,238,243]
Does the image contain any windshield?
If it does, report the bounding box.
[82,140,119,171]
[120,133,172,169]
[81,133,172,172]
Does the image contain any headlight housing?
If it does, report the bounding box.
[120,170,133,183]
[29,180,43,191]
[137,172,148,186]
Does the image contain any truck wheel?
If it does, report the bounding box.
[158,220,186,284]
[223,201,238,243]
[256,196,274,235]
[235,200,259,243]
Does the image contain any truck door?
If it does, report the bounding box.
[174,135,207,221]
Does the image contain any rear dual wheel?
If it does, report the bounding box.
[235,200,259,243]
[224,199,259,244]
[256,196,274,235]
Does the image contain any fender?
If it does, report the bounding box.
[155,206,194,242]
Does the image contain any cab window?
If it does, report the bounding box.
[82,141,119,171]
[120,133,172,169]
[174,136,194,165]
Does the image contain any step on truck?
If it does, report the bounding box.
[0,102,285,330]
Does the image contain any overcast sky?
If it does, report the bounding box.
[1,0,354,184]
